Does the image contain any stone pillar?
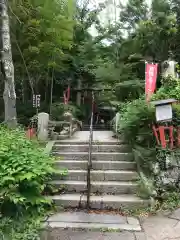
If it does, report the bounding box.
[37,112,49,141]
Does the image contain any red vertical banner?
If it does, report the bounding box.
[64,86,70,104]
[145,63,158,102]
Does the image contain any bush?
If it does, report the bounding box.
[118,76,180,205]
[0,127,55,217]
[153,76,180,100]
[51,102,85,120]
[16,100,49,126]
[119,76,180,159]
[118,98,157,179]
[0,214,43,240]
[119,98,156,147]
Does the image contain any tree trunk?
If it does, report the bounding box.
[22,77,25,103]
[0,0,17,128]
[49,71,54,116]
[76,78,81,106]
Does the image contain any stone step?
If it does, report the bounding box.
[50,193,150,210]
[82,128,111,131]
[53,144,130,153]
[44,211,141,232]
[50,180,138,194]
[53,170,139,181]
[55,160,136,170]
[54,140,123,145]
[53,152,133,161]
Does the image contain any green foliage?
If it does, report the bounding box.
[0,126,66,238]
[137,175,155,199]
[153,76,180,100]
[0,213,44,240]
[16,101,49,126]
[9,0,74,97]
[119,75,180,154]
[118,98,157,188]
[160,192,180,211]
[122,191,180,217]
[119,98,155,146]
[135,14,177,60]
[51,102,84,120]
[119,75,180,209]
[118,99,157,200]
[2,0,180,217]
[0,127,56,217]
[119,0,148,31]
[91,0,179,104]
[2,0,180,123]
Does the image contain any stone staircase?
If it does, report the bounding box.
[82,124,111,131]
[50,139,150,210]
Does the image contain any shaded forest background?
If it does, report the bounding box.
[1,0,180,125]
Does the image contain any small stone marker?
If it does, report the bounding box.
[37,112,49,141]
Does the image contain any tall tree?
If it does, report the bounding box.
[9,0,75,102]
[61,1,103,106]
[135,0,177,61]
[119,0,148,32]
[0,0,17,128]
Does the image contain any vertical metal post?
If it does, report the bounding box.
[86,91,94,209]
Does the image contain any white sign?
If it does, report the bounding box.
[156,104,172,122]
[33,95,41,108]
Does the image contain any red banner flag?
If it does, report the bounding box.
[145,63,158,101]
[64,86,70,104]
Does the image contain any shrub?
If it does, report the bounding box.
[51,102,84,120]
[0,126,55,217]
[16,100,49,126]
[153,76,180,100]
[119,98,156,147]
[118,76,180,204]
[119,76,180,157]
[0,214,43,240]
[118,98,157,179]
